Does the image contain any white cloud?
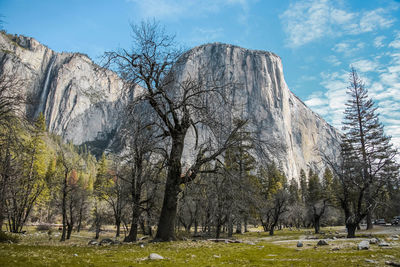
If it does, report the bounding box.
[332,40,365,56]
[389,32,400,49]
[280,0,396,47]
[325,55,342,66]
[374,36,386,48]
[351,59,379,73]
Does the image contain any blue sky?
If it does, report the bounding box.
[1,0,400,148]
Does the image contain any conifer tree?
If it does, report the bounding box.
[338,68,398,236]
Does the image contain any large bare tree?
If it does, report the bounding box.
[104,21,246,241]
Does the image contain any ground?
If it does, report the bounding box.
[0,225,399,266]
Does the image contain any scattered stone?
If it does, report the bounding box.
[99,238,120,245]
[385,261,400,267]
[73,254,78,257]
[379,241,390,247]
[331,247,340,251]
[213,255,221,258]
[88,239,98,246]
[244,241,256,245]
[317,240,329,246]
[139,236,149,241]
[148,253,164,260]
[365,259,376,264]
[140,244,145,248]
[369,238,379,244]
[297,241,303,247]
[358,240,370,250]
[392,235,399,239]
[332,237,337,240]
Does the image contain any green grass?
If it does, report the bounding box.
[0,226,399,266]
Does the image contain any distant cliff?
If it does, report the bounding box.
[0,32,126,151]
[0,32,341,178]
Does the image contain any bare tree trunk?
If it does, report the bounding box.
[60,171,68,242]
[155,137,184,241]
[124,203,141,242]
[236,221,242,234]
[366,212,373,230]
[346,223,357,238]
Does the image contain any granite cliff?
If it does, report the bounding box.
[0,32,341,178]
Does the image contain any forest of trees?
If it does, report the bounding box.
[0,21,399,242]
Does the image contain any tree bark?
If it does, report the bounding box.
[155,137,184,241]
[366,212,373,230]
[60,170,68,242]
[314,216,320,234]
[124,203,141,242]
[346,223,357,238]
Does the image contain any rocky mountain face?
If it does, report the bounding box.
[0,32,341,179]
[0,32,126,152]
[178,44,341,178]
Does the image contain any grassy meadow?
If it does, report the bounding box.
[1,225,400,266]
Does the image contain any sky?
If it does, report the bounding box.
[1,0,400,149]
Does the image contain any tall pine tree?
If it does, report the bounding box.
[339,68,398,236]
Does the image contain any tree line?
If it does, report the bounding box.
[0,21,399,242]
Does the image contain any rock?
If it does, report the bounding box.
[369,238,378,244]
[297,241,303,247]
[244,241,256,245]
[99,238,117,245]
[213,255,221,258]
[379,242,390,247]
[385,261,400,266]
[0,33,341,179]
[332,237,337,240]
[148,253,164,260]
[392,235,399,238]
[73,254,78,257]
[317,240,329,246]
[365,259,376,263]
[358,240,370,250]
[139,236,149,241]
[331,247,340,251]
[88,239,99,245]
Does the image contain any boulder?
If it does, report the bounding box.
[358,240,370,250]
[297,241,303,247]
[148,253,164,260]
[88,239,99,246]
[379,241,390,247]
[99,238,116,245]
[369,238,378,244]
[317,240,329,246]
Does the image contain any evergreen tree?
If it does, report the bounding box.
[338,68,398,237]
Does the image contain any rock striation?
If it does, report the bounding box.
[177,43,341,178]
[0,33,341,179]
[0,32,126,151]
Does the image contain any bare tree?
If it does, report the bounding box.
[104,20,246,241]
[0,67,26,230]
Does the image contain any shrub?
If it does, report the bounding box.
[0,231,19,243]
[36,224,51,231]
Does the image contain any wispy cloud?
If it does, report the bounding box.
[351,59,380,73]
[389,31,400,49]
[280,0,396,48]
[305,47,400,149]
[332,40,365,56]
[374,36,386,48]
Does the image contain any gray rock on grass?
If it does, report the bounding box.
[358,240,370,250]
[317,240,329,246]
[148,253,164,260]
